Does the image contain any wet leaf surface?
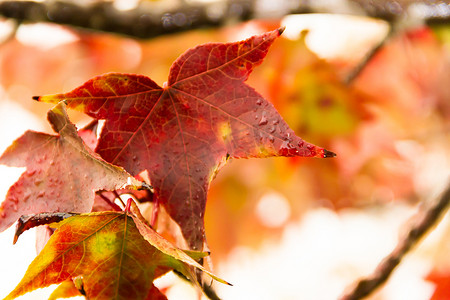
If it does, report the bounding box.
[35,28,334,249]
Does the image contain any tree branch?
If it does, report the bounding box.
[0,0,253,39]
[0,0,448,39]
[340,181,450,300]
[345,24,394,84]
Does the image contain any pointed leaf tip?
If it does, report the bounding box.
[323,149,337,158]
[32,96,39,101]
[278,26,286,35]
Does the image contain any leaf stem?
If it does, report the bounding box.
[125,198,132,213]
[340,181,450,300]
[97,192,122,211]
[113,190,126,209]
[345,24,393,85]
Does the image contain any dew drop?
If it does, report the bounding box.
[38,191,45,198]
[268,126,276,133]
[132,155,137,161]
[49,160,55,166]
[258,132,264,142]
[279,140,295,156]
[287,132,291,141]
[298,140,304,148]
[256,99,262,106]
[254,114,259,120]
[269,136,275,143]
[27,170,36,176]
[195,167,201,172]
[259,115,268,126]
[272,119,279,125]
[193,194,199,200]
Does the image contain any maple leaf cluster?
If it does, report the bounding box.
[0,28,334,299]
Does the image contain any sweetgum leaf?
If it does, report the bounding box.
[5,211,226,300]
[35,28,335,249]
[0,102,137,232]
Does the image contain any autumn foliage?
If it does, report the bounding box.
[0,28,334,299]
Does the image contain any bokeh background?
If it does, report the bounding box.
[0,0,449,299]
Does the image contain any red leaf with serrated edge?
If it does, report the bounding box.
[0,102,138,232]
[35,28,335,249]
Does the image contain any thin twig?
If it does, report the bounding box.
[340,181,450,300]
[345,24,394,84]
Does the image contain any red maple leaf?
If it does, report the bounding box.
[0,103,136,232]
[35,28,335,249]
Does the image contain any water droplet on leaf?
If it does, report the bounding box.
[259,115,268,126]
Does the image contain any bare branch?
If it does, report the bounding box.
[345,24,394,84]
[0,0,448,39]
[340,181,450,300]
